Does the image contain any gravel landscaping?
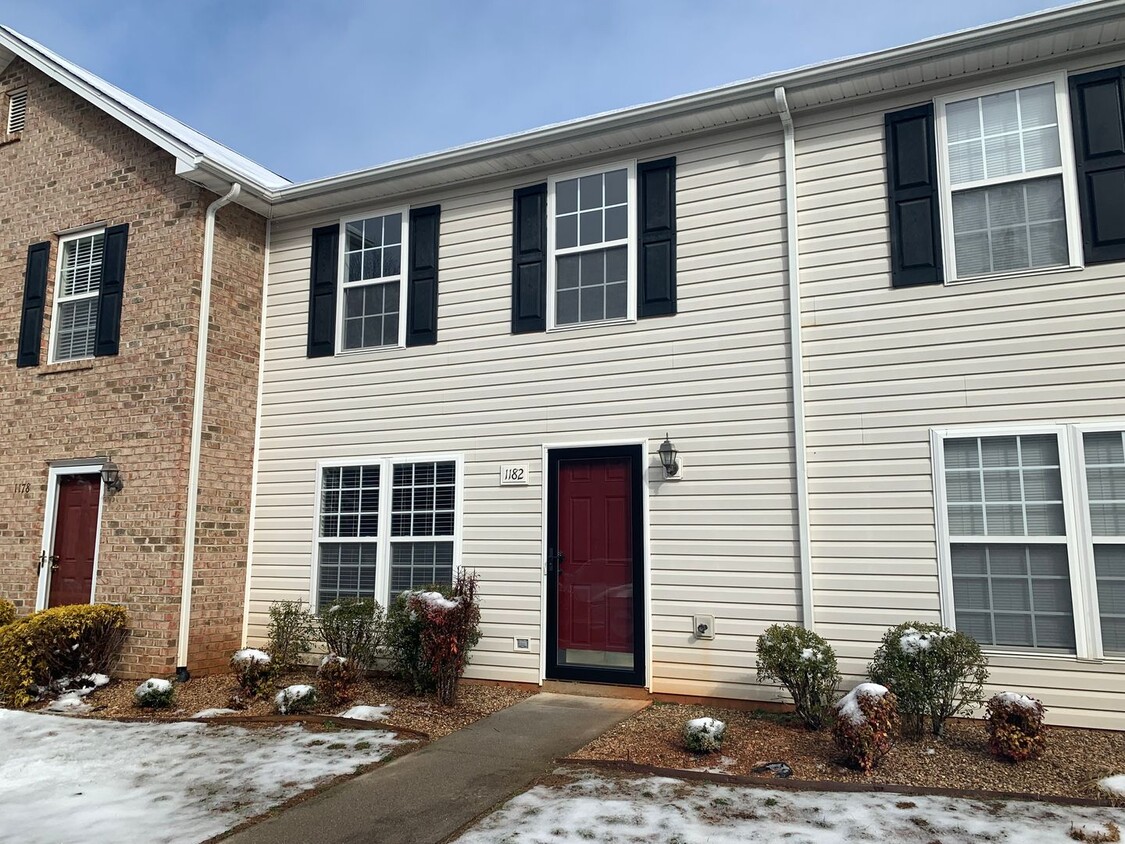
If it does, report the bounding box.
[573,702,1125,800]
[53,672,534,739]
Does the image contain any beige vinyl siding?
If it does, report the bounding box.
[251,123,800,695]
[797,52,1125,729]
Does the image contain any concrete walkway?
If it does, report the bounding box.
[221,692,647,844]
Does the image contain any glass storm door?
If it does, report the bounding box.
[546,445,645,685]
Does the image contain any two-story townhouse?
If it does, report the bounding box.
[0,28,283,678]
[245,1,1125,727]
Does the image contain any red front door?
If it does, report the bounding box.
[548,446,644,685]
[48,474,101,607]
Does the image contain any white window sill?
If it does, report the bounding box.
[981,647,1125,665]
[333,343,405,359]
[547,317,636,334]
[944,263,1085,287]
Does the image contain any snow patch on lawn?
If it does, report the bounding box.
[192,708,238,719]
[338,704,392,722]
[1100,775,1125,798]
[836,682,888,725]
[44,691,91,714]
[453,772,1125,843]
[0,708,401,844]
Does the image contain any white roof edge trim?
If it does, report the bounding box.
[269,0,1125,203]
[0,25,289,194]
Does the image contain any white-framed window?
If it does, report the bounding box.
[6,88,27,134]
[337,209,408,352]
[50,228,105,362]
[934,74,1083,282]
[312,454,462,609]
[933,423,1125,659]
[546,161,636,329]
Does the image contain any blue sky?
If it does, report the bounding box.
[4,1,1069,183]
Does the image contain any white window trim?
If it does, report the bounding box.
[48,226,105,364]
[546,160,637,331]
[335,207,410,355]
[931,422,1125,662]
[309,453,464,609]
[933,72,1084,285]
[36,462,106,611]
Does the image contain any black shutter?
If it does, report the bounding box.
[406,205,440,347]
[16,241,50,368]
[307,224,339,358]
[511,183,547,333]
[94,223,128,357]
[637,157,677,317]
[1070,66,1125,265]
[885,104,943,287]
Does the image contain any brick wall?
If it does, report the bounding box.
[0,59,266,678]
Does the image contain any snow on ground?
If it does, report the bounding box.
[0,708,403,844]
[1100,774,1125,798]
[453,771,1125,844]
[338,704,392,721]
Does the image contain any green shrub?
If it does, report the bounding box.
[683,717,726,753]
[0,603,128,707]
[385,591,433,694]
[275,684,317,714]
[230,648,273,698]
[832,683,899,772]
[985,692,1046,762]
[316,654,359,706]
[0,598,16,627]
[867,621,988,737]
[266,599,315,674]
[318,599,384,671]
[755,624,841,730]
[134,678,176,709]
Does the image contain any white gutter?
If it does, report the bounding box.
[177,182,242,677]
[240,216,271,649]
[774,87,814,630]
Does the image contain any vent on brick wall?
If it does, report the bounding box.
[7,89,27,134]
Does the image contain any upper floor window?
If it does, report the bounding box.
[547,163,636,328]
[934,76,1082,282]
[935,423,1125,659]
[50,229,104,362]
[339,210,407,351]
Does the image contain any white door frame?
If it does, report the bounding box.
[36,462,106,611]
[539,438,653,691]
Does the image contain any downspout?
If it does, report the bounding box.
[775,87,815,629]
[240,216,271,649]
[177,182,242,680]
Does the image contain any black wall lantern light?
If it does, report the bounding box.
[658,434,681,479]
[101,461,124,493]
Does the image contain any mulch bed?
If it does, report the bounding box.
[50,671,534,739]
[571,701,1125,801]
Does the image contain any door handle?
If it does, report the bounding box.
[547,549,565,572]
[49,555,60,572]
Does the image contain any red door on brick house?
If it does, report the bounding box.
[47,474,101,607]
[546,445,645,686]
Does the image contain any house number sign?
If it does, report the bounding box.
[499,464,529,486]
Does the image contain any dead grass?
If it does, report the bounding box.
[572,701,1125,800]
[51,671,534,739]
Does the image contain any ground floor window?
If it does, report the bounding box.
[934,423,1125,659]
[314,455,461,609]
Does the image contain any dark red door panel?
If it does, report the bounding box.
[48,474,100,607]
[548,445,644,685]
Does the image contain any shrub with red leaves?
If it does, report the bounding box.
[986,691,1046,762]
[832,683,900,772]
[316,653,360,706]
[404,570,482,706]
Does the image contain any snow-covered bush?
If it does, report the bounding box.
[318,599,384,671]
[985,691,1046,762]
[135,678,175,709]
[266,599,315,674]
[316,654,359,705]
[0,603,128,708]
[683,717,726,753]
[867,621,988,737]
[230,648,273,698]
[0,597,16,627]
[755,623,841,730]
[832,683,899,772]
[275,684,318,714]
